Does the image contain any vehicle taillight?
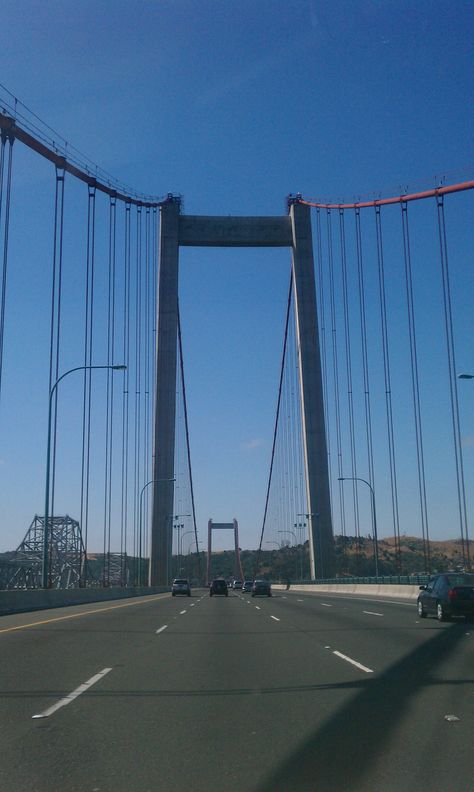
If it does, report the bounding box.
[448,588,458,600]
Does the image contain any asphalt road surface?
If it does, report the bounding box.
[0,588,472,791]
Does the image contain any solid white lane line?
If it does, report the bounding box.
[255,606,261,610]
[270,615,280,621]
[363,610,384,617]
[32,667,113,719]
[321,603,333,607]
[156,625,168,634]
[333,651,373,674]
[180,610,187,615]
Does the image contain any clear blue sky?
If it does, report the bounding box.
[0,0,473,554]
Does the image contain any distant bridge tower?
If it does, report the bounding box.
[206,519,244,585]
[149,197,335,585]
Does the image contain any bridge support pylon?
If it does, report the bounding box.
[149,197,335,585]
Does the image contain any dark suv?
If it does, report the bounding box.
[417,573,474,621]
[210,578,228,597]
[252,579,271,597]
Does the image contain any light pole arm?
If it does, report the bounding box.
[338,476,379,577]
[43,364,126,589]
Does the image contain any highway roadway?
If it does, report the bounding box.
[0,588,472,791]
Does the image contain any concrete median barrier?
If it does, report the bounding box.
[273,583,420,600]
[0,586,169,616]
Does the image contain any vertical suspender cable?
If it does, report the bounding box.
[437,196,470,569]
[80,183,96,585]
[339,210,360,548]
[401,201,431,572]
[149,207,158,576]
[355,208,376,569]
[374,206,401,570]
[49,168,65,531]
[134,207,142,584]
[327,210,346,540]
[177,304,202,580]
[288,304,299,556]
[142,207,151,558]
[255,273,293,576]
[0,130,14,412]
[103,195,117,585]
[143,208,151,566]
[120,202,131,584]
[282,328,290,545]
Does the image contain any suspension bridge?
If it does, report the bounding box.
[1,91,474,791]
[1,96,473,588]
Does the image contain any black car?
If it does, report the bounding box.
[417,573,474,621]
[210,578,228,597]
[252,579,271,597]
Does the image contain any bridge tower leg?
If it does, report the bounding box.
[290,201,335,578]
[206,520,212,586]
[149,197,180,586]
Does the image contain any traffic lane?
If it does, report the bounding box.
[0,590,210,789]
[257,615,472,792]
[0,590,177,631]
[261,588,456,675]
[0,591,203,725]
[256,595,473,791]
[275,587,418,608]
[264,587,474,698]
[2,588,380,792]
[256,588,474,788]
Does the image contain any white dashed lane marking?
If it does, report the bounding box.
[332,650,373,674]
[32,668,113,719]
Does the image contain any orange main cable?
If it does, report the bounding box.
[298,179,474,210]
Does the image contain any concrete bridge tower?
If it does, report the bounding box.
[149,197,335,585]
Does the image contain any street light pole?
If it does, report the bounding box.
[278,530,299,580]
[172,513,191,579]
[338,477,379,577]
[43,364,126,589]
[294,521,305,580]
[298,512,318,579]
[180,530,195,578]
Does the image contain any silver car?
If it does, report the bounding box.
[172,578,191,596]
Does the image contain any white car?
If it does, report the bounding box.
[233,580,243,590]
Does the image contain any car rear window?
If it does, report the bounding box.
[174,579,188,584]
[446,574,474,586]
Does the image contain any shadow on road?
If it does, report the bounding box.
[256,621,468,791]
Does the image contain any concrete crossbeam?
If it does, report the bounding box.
[178,215,292,247]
